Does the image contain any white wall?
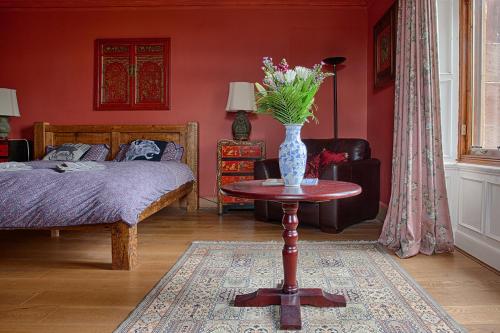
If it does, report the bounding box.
[437,0,500,270]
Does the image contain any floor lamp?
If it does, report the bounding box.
[322,57,346,139]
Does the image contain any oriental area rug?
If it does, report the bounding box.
[115,241,466,333]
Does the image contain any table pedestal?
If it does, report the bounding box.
[234,201,346,330]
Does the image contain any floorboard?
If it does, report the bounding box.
[0,207,499,332]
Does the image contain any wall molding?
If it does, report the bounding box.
[445,162,500,271]
[0,0,369,9]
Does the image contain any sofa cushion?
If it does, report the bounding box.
[302,138,371,161]
[304,154,321,178]
[320,150,348,167]
[305,150,348,178]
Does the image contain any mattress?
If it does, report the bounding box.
[0,160,194,228]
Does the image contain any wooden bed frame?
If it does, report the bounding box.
[32,122,199,270]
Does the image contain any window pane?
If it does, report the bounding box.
[472,0,500,151]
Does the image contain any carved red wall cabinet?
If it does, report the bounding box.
[94,38,170,111]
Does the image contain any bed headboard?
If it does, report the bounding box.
[33,122,199,200]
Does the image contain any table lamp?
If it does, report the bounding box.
[0,88,20,139]
[226,82,256,141]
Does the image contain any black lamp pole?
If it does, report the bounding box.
[322,57,346,139]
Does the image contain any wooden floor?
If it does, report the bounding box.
[0,207,499,333]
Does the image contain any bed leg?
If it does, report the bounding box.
[50,230,60,238]
[186,183,199,212]
[111,222,137,270]
[179,196,187,209]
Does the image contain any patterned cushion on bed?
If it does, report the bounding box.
[113,144,129,161]
[81,144,110,161]
[45,145,56,155]
[43,143,91,161]
[114,141,185,162]
[124,140,167,161]
[161,142,184,162]
[46,144,110,161]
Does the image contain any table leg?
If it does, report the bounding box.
[281,202,299,294]
[233,200,346,330]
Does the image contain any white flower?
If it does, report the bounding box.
[264,76,277,89]
[274,71,285,83]
[284,70,297,83]
[295,66,312,80]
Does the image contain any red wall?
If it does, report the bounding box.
[0,7,368,198]
[367,0,396,204]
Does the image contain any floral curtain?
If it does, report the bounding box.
[378,0,455,258]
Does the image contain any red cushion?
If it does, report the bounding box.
[304,153,321,178]
[320,149,348,167]
[304,150,348,178]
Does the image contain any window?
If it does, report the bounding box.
[459,0,500,164]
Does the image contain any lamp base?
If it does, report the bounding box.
[0,116,10,139]
[232,111,251,141]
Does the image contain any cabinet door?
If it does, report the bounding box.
[95,41,133,110]
[134,41,169,110]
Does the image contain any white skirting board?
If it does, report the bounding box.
[455,230,500,270]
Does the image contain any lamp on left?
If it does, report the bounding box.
[226,82,256,141]
[0,89,20,139]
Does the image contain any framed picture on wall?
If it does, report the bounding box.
[94,38,170,111]
[373,4,396,89]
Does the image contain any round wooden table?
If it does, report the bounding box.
[221,180,362,330]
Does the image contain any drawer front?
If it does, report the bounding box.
[221,175,254,186]
[0,144,8,156]
[220,160,254,173]
[221,145,262,158]
[221,195,253,204]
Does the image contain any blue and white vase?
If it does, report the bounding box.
[279,124,307,187]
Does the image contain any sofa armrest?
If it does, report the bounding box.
[254,158,281,180]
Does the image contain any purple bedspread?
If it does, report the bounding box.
[0,161,194,229]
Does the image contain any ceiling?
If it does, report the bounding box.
[0,0,372,9]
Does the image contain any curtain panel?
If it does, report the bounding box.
[379,0,455,258]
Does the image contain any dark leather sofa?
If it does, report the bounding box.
[254,138,380,233]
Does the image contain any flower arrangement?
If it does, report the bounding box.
[255,57,332,125]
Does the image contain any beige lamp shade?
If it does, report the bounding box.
[226,82,256,112]
[0,88,20,117]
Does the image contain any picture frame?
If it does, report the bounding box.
[94,38,170,111]
[373,4,397,89]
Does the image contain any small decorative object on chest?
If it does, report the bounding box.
[226,82,256,141]
[217,139,265,214]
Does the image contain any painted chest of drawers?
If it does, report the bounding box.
[217,139,265,214]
